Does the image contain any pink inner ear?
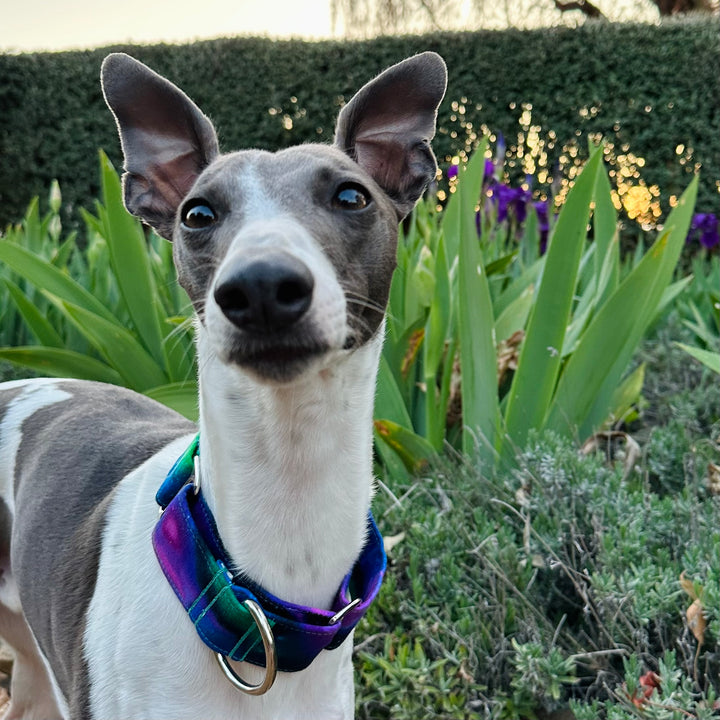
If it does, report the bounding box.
[122,125,209,228]
[355,139,409,197]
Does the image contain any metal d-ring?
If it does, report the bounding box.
[215,599,278,695]
[328,597,362,625]
[193,454,201,495]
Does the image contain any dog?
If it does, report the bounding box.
[0,51,446,719]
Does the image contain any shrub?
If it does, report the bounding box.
[358,423,720,718]
[1,18,718,235]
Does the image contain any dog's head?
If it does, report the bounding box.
[102,52,446,383]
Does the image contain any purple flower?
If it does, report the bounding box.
[490,183,515,223]
[447,164,459,179]
[686,212,719,249]
[494,132,506,170]
[533,200,550,253]
[483,158,495,184]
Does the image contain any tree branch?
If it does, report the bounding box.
[554,0,607,19]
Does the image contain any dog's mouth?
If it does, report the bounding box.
[223,336,332,382]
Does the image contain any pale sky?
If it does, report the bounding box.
[0,0,663,53]
[0,0,336,52]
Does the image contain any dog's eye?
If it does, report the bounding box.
[181,200,217,229]
[332,183,371,211]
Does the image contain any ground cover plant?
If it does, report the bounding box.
[0,144,718,718]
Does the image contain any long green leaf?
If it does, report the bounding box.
[99,152,167,368]
[504,147,603,450]
[456,141,500,457]
[0,347,123,384]
[494,285,534,344]
[0,241,120,325]
[423,229,453,449]
[608,362,645,426]
[53,298,168,391]
[675,343,720,374]
[375,353,414,428]
[592,161,617,281]
[144,382,199,421]
[373,419,435,474]
[546,175,698,438]
[3,278,64,348]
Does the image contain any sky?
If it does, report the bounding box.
[0,0,335,53]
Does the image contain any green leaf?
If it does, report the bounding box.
[373,418,435,474]
[0,347,123,384]
[53,297,168,391]
[3,278,64,348]
[494,285,534,344]
[0,241,120,325]
[504,147,603,450]
[423,232,453,449]
[607,362,645,426]
[375,353,414,428]
[99,152,167,368]
[455,143,500,457]
[675,343,720,374]
[546,175,698,438]
[592,161,618,282]
[144,382,199,421]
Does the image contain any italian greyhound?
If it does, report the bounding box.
[0,51,446,719]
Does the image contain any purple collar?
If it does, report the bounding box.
[152,435,386,675]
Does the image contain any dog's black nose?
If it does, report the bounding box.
[214,253,314,333]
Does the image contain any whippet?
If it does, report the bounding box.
[0,50,447,719]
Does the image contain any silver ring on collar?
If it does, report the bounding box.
[193,454,201,495]
[215,599,278,695]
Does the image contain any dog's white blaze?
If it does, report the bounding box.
[234,162,283,223]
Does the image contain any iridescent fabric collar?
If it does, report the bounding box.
[152,434,386,678]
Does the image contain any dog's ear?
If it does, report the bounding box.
[334,52,447,220]
[101,53,219,240]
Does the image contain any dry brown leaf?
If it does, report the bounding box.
[679,570,699,600]
[580,431,640,481]
[383,532,406,555]
[497,330,525,386]
[707,462,720,495]
[401,329,424,379]
[457,661,474,683]
[687,598,706,645]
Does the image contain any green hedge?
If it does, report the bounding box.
[1,18,718,230]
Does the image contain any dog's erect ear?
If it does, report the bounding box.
[334,52,447,220]
[101,53,219,240]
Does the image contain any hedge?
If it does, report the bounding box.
[1,17,718,231]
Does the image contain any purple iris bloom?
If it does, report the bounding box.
[447,164,459,179]
[483,159,495,184]
[686,212,719,249]
[494,132,506,171]
[491,183,516,223]
[533,200,550,253]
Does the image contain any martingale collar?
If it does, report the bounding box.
[152,435,386,675]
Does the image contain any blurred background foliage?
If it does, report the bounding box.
[1,16,718,246]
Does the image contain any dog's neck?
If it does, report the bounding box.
[195,329,382,610]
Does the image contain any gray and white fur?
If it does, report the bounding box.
[0,51,446,719]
